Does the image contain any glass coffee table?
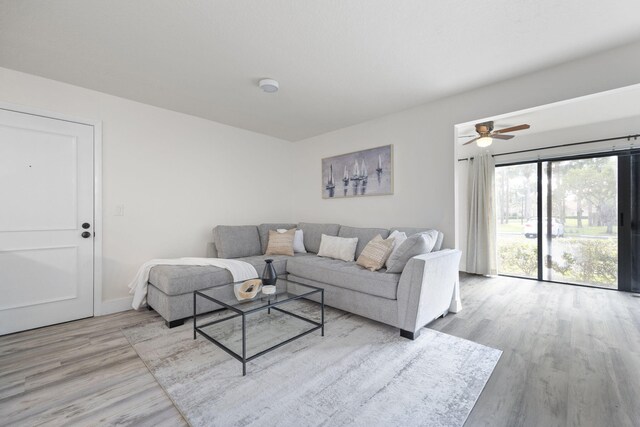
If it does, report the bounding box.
[193,278,324,375]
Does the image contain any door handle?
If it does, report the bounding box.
[82,222,91,229]
[81,231,91,238]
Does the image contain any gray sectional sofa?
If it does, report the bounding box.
[147,222,462,339]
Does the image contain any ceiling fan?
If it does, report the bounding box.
[461,121,530,147]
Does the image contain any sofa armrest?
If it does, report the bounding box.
[396,249,462,334]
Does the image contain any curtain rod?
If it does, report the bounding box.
[457,133,640,162]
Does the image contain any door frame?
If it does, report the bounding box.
[0,101,104,315]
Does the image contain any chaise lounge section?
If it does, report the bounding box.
[146,222,462,339]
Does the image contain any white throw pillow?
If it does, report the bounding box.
[317,234,358,262]
[293,229,306,253]
[385,230,408,268]
[278,229,307,253]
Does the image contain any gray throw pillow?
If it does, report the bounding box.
[385,230,438,273]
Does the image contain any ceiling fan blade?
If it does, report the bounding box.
[462,137,480,146]
[491,134,515,140]
[458,134,477,138]
[494,124,530,134]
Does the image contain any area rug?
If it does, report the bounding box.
[122,302,501,427]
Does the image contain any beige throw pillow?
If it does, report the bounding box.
[265,229,295,256]
[356,235,395,271]
[277,228,307,253]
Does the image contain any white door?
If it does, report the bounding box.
[0,108,95,335]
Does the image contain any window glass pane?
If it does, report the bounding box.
[495,163,538,278]
[542,157,618,288]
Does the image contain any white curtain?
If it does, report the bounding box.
[466,152,497,275]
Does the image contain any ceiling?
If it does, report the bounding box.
[2,1,640,141]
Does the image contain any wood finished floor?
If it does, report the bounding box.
[430,274,640,427]
[1,275,639,426]
[0,310,187,426]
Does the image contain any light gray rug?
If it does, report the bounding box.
[122,302,501,427]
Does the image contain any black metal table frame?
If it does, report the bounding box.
[193,284,324,376]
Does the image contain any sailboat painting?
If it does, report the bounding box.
[321,145,393,199]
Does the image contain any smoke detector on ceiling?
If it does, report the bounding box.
[259,79,279,93]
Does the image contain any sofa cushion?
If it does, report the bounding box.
[386,230,438,273]
[258,223,297,254]
[213,225,261,259]
[286,255,401,300]
[148,254,310,296]
[298,222,340,253]
[149,265,234,296]
[338,226,390,258]
[390,227,444,251]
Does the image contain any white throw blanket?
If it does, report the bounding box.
[128,258,259,310]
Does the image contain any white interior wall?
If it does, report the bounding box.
[2,39,640,306]
[291,39,640,258]
[0,67,294,304]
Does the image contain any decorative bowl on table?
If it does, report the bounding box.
[233,279,262,301]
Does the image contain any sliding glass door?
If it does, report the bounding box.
[496,152,639,292]
[541,157,618,288]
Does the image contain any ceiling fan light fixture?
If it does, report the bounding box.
[476,136,493,148]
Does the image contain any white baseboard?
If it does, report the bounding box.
[99,296,134,316]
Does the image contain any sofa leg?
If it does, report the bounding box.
[400,329,420,340]
[166,319,184,328]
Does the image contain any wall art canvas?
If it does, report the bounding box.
[322,145,393,199]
